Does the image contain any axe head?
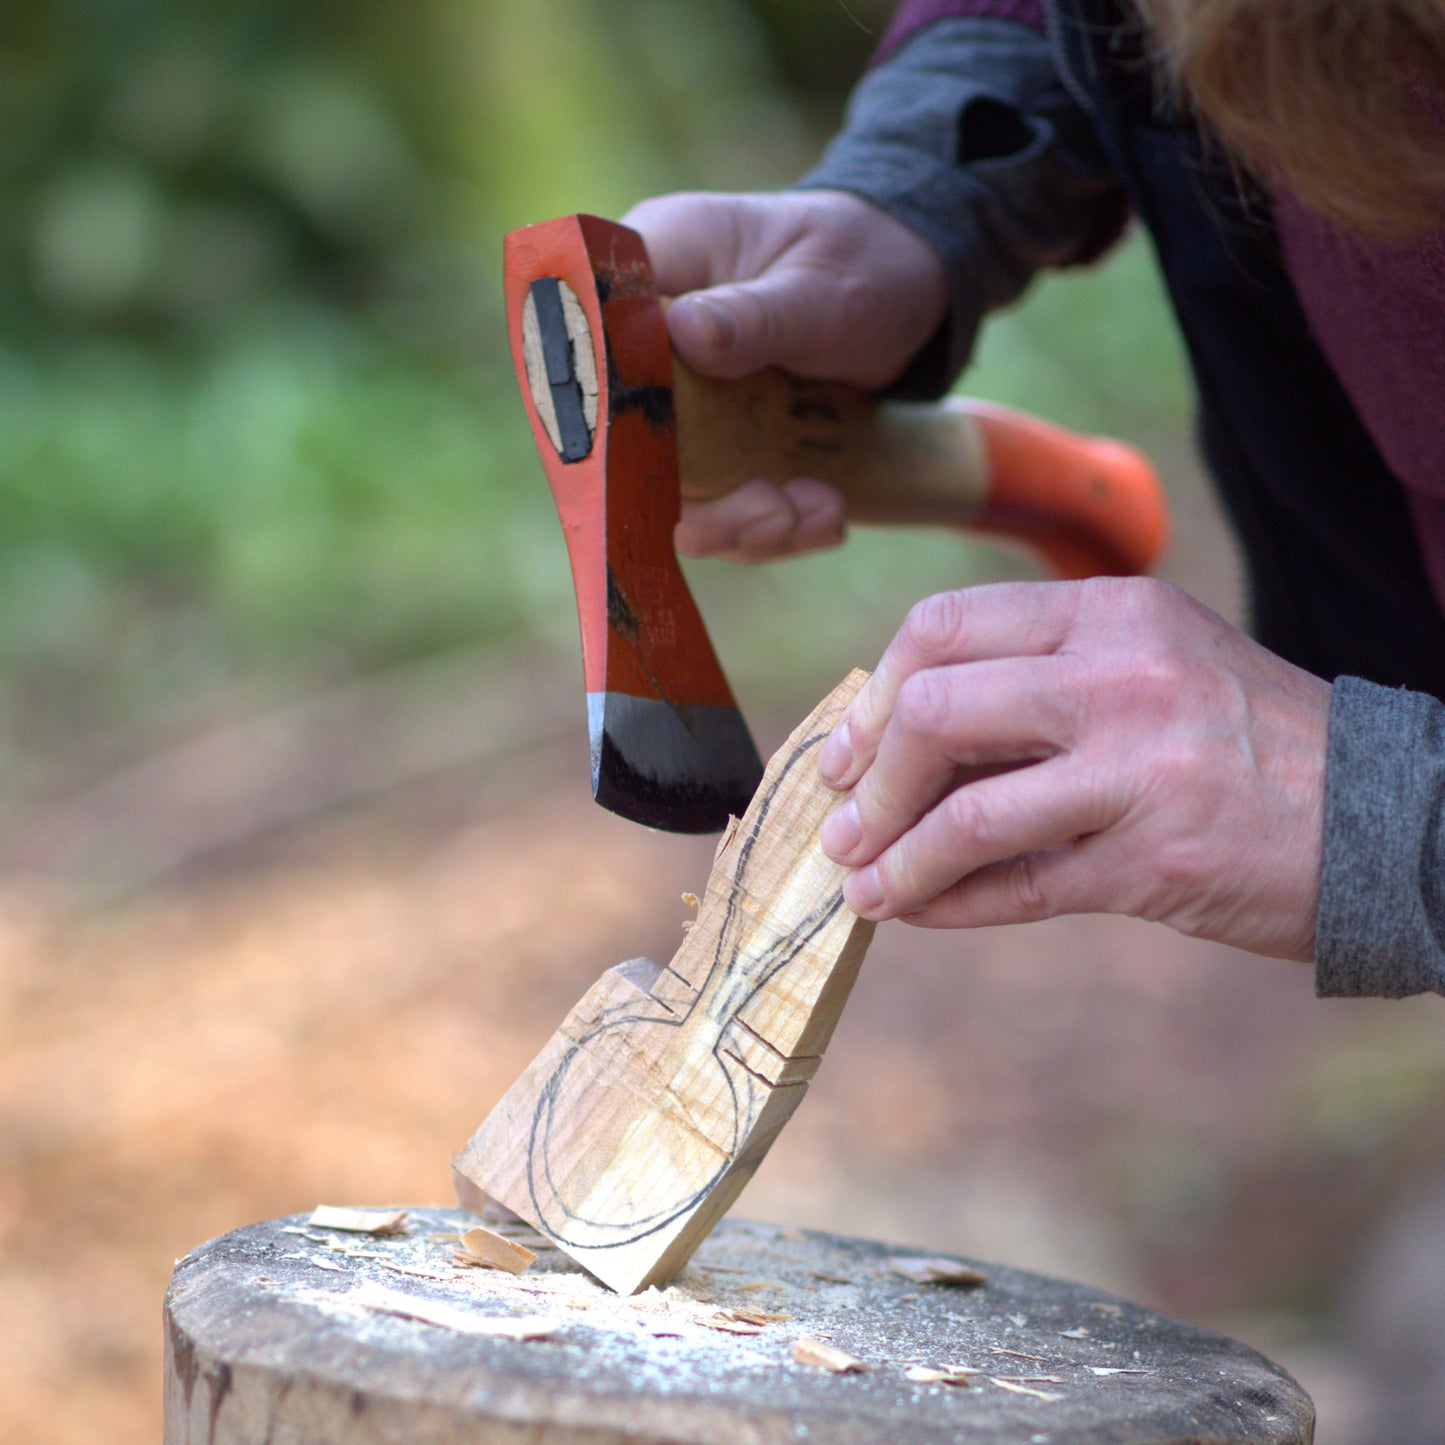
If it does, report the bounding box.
[505,214,762,833]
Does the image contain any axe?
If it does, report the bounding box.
[506,213,1169,834]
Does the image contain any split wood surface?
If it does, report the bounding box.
[453,670,876,1294]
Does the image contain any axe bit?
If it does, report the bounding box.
[505,213,1169,835]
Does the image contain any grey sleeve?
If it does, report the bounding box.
[796,18,1127,398]
[1315,675,1445,997]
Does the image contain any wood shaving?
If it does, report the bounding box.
[308,1256,343,1272]
[1089,1302,1124,1316]
[703,1312,765,1335]
[904,1366,977,1387]
[457,1225,536,1275]
[990,1377,1063,1403]
[308,1206,409,1236]
[793,1336,865,1373]
[1059,1327,1091,1339]
[990,1345,1049,1364]
[809,1270,849,1284]
[349,1281,558,1339]
[681,892,700,910]
[1091,1366,1153,1377]
[385,1261,466,1282]
[739,1280,780,1292]
[887,1256,987,1287]
[996,1375,1066,1385]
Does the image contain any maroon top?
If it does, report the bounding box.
[875,0,1044,64]
[876,0,1445,609]
[1276,199,1445,607]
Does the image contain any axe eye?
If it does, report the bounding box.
[522,277,598,462]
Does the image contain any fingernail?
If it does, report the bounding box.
[820,799,861,859]
[817,721,853,784]
[844,866,885,918]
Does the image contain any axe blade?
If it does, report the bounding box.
[590,690,763,834]
[505,214,763,833]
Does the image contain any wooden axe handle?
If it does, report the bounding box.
[672,360,1168,580]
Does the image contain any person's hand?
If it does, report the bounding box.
[622,189,948,562]
[815,578,1332,960]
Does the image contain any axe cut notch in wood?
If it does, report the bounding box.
[453,670,877,1294]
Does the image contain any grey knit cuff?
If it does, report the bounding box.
[796,17,1126,399]
[1316,675,1445,998]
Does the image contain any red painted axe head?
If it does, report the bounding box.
[504,214,763,834]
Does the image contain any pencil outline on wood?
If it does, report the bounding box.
[526,723,841,1250]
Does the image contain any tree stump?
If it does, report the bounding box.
[165,1209,1314,1444]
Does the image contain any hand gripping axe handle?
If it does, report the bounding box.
[505,213,1169,835]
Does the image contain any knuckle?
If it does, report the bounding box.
[942,784,1008,860]
[901,590,970,661]
[1079,573,1176,621]
[893,670,955,744]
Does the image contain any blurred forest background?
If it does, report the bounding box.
[4,2,1445,1442]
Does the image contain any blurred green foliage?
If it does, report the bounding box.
[0,0,1186,757]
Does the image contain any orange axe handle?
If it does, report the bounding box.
[673,363,1168,581]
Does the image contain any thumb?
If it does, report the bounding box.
[667,269,841,381]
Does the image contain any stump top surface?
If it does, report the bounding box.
[165,1209,1313,1445]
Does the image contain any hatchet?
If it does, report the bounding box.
[506,213,1169,835]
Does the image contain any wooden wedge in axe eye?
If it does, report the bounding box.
[506,211,1169,834]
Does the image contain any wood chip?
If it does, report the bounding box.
[904,1366,977,1387]
[308,1206,409,1236]
[1091,1366,1153,1377]
[809,1270,850,1284]
[793,1337,865,1373]
[457,1225,536,1275]
[991,1377,1064,1403]
[990,1345,1050,1364]
[887,1256,987,1287]
[681,892,700,910]
[308,1256,343,1272]
[1059,1327,1091,1339]
[350,1282,558,1339]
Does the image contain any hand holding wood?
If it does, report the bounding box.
[818,579,1332,960]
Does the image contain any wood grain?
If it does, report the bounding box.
[453,671,876,1294]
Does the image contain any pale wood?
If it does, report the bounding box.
[307,1205,409,1235]
[672,357,991,525]
[453,671,876,1294]
[164,1210,1316,1444]
[457,1225,535,1274]
[793,1336,867,1373]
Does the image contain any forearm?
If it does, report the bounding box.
[1316,677,1445,997]
[797,16,1127,397]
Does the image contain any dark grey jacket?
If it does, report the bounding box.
[797,8,1445,997]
